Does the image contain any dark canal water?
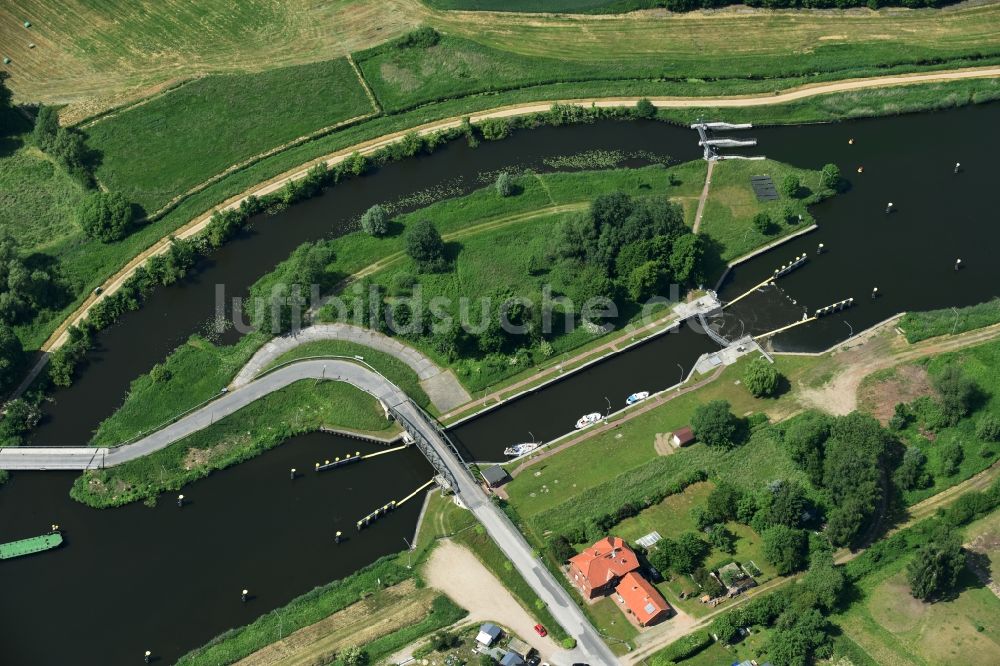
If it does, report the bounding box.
[5,103,1000,664]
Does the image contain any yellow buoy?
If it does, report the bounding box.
[848,138,854,145]
[857,166,864,173]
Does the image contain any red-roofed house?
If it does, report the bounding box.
[615,571,672,627]
[568,536,639,599]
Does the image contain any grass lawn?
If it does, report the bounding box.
[0,138,87,252]
[506,354,813,522]
[672,626,775,666]
[834,562,1000,666]
[318,162,705,285]
[72,379,394,507]
[265,339,433,409]
[587,595,639,647]
[90,332,271,446]
[85,58,375,212]
[698,158,831,269]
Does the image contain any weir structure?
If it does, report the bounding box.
[691,120,762,161]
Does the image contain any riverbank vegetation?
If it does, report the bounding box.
[72,379,394,508]
[175,554,465,666]
[900,297,1000,343]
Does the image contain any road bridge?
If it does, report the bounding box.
[0,359,619,665]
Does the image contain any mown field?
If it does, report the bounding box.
[85,58,375,213]
[0,0,418,120]
[832,509,1000,666]
[0,140,86,251]
[699,158,829,263]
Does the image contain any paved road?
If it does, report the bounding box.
[230,323,471,412]
[0,360,619,664]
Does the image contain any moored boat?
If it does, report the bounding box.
[626,391,650,406]
[0,526,63,560]
[504,442,541,457]
[575,412,602,429]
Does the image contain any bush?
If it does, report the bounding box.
[340,646,368,665]
[495,171,514,197]
[548,535,576,563]
[33,105,60,150]
[77,191,135,242]
[405,219,448,273]
[0,324,26,392]
[976,413,1000,441]
[397,27,440,49]
[931,364,979,425]
[743,356,780,397]
[360,204,390,237]
[691,400,742,448]
[480,117,511,141]
[894,446,931,490]
[907,522,965,601]
[149,364,172,384]
[939,441,964,476]
[780,174,801,197]
[560,638,576,650]
[752,211,773,234]
[635,98,656,119]
[651,630,711,664]
[762,525,808,575]
[820,163,842,190]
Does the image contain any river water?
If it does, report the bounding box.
[4,103,1000,664]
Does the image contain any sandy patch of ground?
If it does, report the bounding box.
[653,433,677,456]
[419,540,561,656]
[857,364,933,425]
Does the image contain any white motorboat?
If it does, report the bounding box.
[575,412,602,429]
[626,391,650,406]
[504,442,541,457]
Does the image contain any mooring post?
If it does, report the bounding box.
[241,589,248,603]
[885,202,894,214]
[335,530,342,544]
[817,243,824,254]
[955,258,962,271]
[289,467,296,480]
[144,651,151,664]
[176,494,184,508]
[872,287,879,299]
[955,162,961,174]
